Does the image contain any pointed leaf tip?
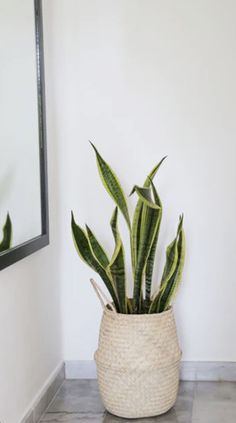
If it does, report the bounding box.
[89,141,97,152]
[71,211,76,224]
[129,186,136,197]
[130,185,161,209]
[90,144,131,229]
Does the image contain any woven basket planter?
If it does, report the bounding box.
[95,306,181,419]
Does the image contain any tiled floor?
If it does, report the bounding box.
[40,379,236,423]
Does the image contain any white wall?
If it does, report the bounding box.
[43,0,236,364]
[0,41,63,423]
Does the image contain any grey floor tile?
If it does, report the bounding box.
[40,379,236,423]
[192,382,236,423]
[102,383,195,423]
[98,390,195,423]
[194,381,236,402]
[192,401,236,423]
[46,380,105,414]
[42,381,195,423]
[159,381,195,423]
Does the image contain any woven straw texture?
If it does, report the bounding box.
[95,307,181,418]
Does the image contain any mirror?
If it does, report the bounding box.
[0,0,49,270]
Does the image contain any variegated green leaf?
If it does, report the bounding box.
[109,241,127,313]
[127,298,133,314]
[130,186,160,209]
[160,216,183,286]
[86,225,109,268]
[130,201,143,272]
[145,180,162,302]
[158,216,185,312]
[149,236,178,313]
[110,207,119,241]
[149,216,184,313]
[131,157,166,271]
[71,212,120,311]
[149,220,180,313]
[90,143,131,229]
[147,156,167,182]
[130,185,160,292]
[108,208,127,313]
[133,194,160,312]
[0,213,12,253]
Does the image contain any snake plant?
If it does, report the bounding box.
[72,144,185,314]
[0,213,12,253]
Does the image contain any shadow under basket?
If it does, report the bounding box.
[95,306,182,419]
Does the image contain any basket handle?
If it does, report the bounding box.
[90,278,117,313]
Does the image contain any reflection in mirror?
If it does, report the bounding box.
[0,214,12,253]
[0,0,49,270]
[0,0,42,253]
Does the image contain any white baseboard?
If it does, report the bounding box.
[65,360,236,382]
[20,362,65,423]
[180,361,236,382]
[65,360,97,379]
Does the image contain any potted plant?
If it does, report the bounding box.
[71,144,185,419]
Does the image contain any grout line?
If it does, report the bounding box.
[44,411,105,415]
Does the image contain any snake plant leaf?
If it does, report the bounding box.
[110,207,119,241]
[133,194,160,312]
[146,156,167,182]
[149,218,181,313]
[71,212,120,311]
[131,201,143,272]
[145,180,162,302]
[0,213,12,253]
[109,240,127,313]
[160,215,183,286]
[90,142,131,229]
[130,184,161,293]
[158,216,185,312]
[86,225,109,268]
[149,215,185,313]
[149,236,178,313]
[131,157,166,270]
[130,186,160,210]
[108,207,127,313]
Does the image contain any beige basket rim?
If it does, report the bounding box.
[103,305,173,320]
[90,279,173,319]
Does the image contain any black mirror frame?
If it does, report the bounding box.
[0,0,49,271]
